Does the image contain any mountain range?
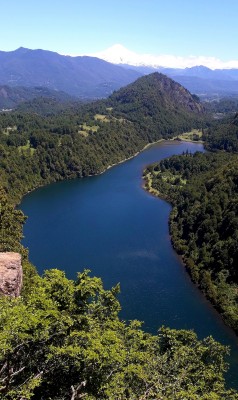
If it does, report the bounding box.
[90,45,238,98]
[0,47,141,100]
[92,44,238,71]
[120,64,238,99]
[0,47,238,108]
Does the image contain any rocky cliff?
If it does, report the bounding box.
[0,252,22,297]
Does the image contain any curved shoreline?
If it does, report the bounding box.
[21,139,165,202]
[99,137,204,177]
[99,139,165,173]
[20,133,204,205]
[142,156,238,340]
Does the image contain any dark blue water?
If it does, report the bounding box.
[20,141,238,388]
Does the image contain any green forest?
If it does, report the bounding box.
[144,112,238,332]
[0,73,204,204]
[1,73,238,398]
[1,266,237,399]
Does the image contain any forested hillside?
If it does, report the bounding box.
[0,85,77,109]
[0,73,204,203]
[144,113,238,332]
[1,73,237,398]
[205,112,238,151]
[109,72,203,137]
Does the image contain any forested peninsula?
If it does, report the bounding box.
[1,73,238,399]
[144,112,238,333]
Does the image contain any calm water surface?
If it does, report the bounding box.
[20,141,238,388]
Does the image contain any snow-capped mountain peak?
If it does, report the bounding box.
[90,44,146,66]
[86,44,238,70]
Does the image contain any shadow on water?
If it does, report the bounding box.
[19,141,238,389]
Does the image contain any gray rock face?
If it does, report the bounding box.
[0,252,22,297]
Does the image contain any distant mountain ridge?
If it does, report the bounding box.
[0,47,142,99]
[1,46,238,101]
[118,64,238,98]
[122,64,238,80]
[0,85,77,109]
[92,45,238,97]
[93,44,238,71]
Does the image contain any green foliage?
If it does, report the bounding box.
[0,74,205,204]
[204,97,238,115]
[0,186,27,257]
[205,113,238,152]
[0,84,78,110]
[144,151,238,331]
[0,107,145,203]
[0,269,237,399]
[109,72,205,142]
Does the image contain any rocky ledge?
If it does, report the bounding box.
[0,252,22,297]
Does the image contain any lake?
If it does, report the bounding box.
[20,140,238,388]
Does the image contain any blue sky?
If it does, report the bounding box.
[1,0,238,67]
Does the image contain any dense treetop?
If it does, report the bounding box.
[1,266,237,399]
[205,112,238,152]
[0,85,77,110]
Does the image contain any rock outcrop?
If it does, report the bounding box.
[0,252,22,297]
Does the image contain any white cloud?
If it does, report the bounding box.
[80,44,238,70]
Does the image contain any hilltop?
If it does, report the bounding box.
[0,72,205,204]
[109,72,203,113]
[107,72,203,142]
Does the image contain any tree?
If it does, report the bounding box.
[0,269,237,399]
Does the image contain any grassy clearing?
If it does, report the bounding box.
[78,113,127,137]
[94,114,110,122]
[78,130,89,137]
[78,123,99,136]
[144,168,187,199]
[94,112,127,124]
[176,129,203,142]
[18,140,35,155]
[3,126,17,136]
[161,173,186,185]
[115,117,126,123]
